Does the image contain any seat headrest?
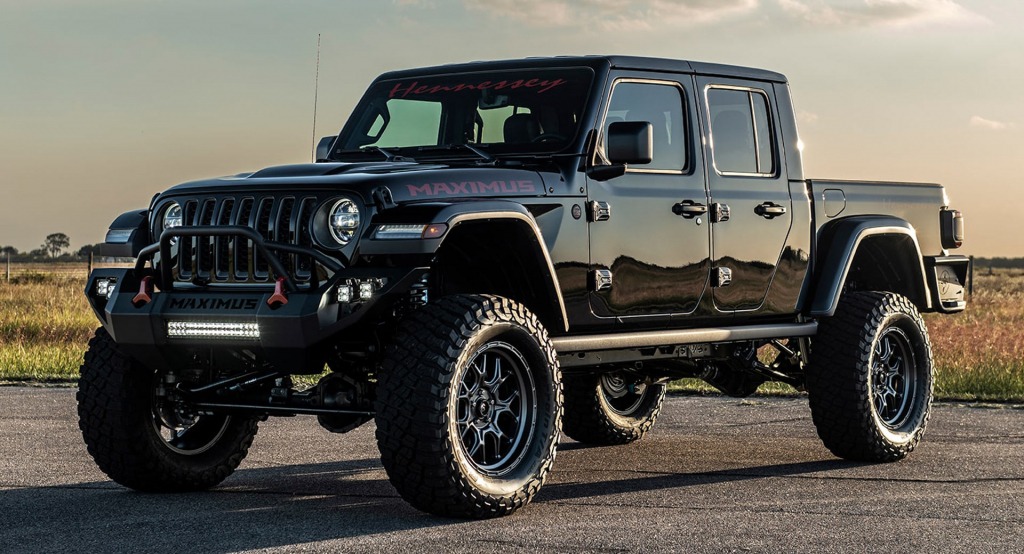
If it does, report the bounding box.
[504,113,540,143]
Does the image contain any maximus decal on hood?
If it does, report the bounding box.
[406,180,536,198]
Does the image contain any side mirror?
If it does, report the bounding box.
[607,121,653,165]
[315,136,337,162]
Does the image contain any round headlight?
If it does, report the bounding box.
[163,203,183,233]
[328,198,360,244]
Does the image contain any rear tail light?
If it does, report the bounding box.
[940,208,964,249]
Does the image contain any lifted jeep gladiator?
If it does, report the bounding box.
[80,56,969,518]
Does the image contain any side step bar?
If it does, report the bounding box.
[550,322,817,354]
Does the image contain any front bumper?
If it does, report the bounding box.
[86,265,426,371]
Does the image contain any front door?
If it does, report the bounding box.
[588,76,711,322]
[696,77,793,314]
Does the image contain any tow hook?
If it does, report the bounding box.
[267,277,289,308]
[132,276,154,307]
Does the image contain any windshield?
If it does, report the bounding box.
[334,67,595,159]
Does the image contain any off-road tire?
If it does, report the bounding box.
[806,291,934,462]
[375,295,562,519]
[562,373,666,445]
[77,328,259,491]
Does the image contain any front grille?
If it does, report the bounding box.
[168,195,320,285]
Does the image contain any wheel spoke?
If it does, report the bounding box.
[870,326,920,428]
[454,341,536,474]
[492,400,517,421]
[463,426,483,460]
[876,337,892,364]
[456,399,472,424]
[485,356,510,389]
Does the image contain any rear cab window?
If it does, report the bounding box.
[706,86,776,176]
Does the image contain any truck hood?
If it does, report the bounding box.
[161,162,554,205]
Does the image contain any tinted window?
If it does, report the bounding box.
[335,68,593,158]
[603,82,687,171]
[707,87,775,175]
[375,99,442,147]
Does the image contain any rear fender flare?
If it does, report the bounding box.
[809,216,931,317]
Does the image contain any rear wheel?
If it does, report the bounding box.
[375,295,562,518]
[562,372,666,445]
[806,292,934,462]
[77,328,259,491]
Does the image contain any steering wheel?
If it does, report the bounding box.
[532,133,566,143]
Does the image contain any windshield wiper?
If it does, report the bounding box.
[333,146,415,162]
[361,146,416,162]
[416,144,497,165]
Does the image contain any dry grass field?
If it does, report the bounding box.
[1,263,1021,401]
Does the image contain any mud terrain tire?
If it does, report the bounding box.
[806,292,934,462]
[375,295,562,518]
[78,328,259,491]
[562,373,665,445]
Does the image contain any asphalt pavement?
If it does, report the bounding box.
[1,387,1022,553]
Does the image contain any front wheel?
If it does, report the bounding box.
[375,295,562,518]
[806,292,934,462]
[562,372,666,445]
[77,328,259,491]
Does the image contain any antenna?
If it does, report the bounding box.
[311,33,321,162]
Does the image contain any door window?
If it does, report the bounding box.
[602,82,688,171]
[706,87,775,176]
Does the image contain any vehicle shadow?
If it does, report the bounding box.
[1,458,439,553]
[538,457,868,504]
[1,452,867,553]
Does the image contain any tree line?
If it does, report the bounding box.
[974,257,1024,269]
[1,233,105,262]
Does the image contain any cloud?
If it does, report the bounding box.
[461,0,759,30]
[797,110,819,125]
[776,0,989,28]
[969,116,1013,131]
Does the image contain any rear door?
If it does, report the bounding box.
[695,77,793,314]
[588,75,710,323]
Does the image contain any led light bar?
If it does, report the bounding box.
[166,321,260,340]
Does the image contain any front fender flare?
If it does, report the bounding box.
[360,200,569,333]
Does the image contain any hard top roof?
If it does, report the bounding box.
[374,55,787,84]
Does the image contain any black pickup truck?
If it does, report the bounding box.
[80,55,969,518]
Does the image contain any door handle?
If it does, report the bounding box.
[672,200,707,219]
[754,202,787,219]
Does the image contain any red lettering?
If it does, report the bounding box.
[389,81,421,98]
[386,77,569,98]
[537,79,566,93]
[406,179,538,197]
[407,183,432,197]
[449,182,470,194]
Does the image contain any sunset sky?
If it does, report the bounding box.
[1,0,1020,256]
